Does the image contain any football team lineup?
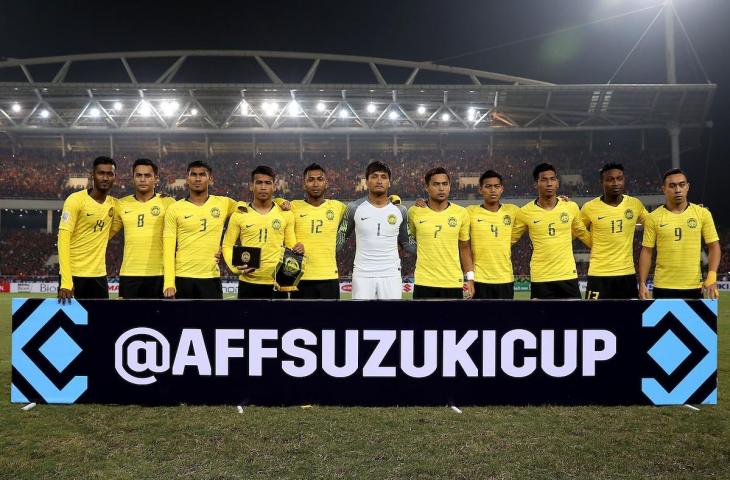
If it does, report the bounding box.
[56,156,721,302]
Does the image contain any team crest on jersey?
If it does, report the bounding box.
[448,216,457,228]
[687,218,698,228]
[211,207,221,218]
[61,211,70,222]
[624,209,634,220]
[503,215,512,226]
[108,207,114,218]
[151,206,161,216]
[387,214,397,225]
[560,212,569,223]
[272,219,282,230]
[326,209,335,221]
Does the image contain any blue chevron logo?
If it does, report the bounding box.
[11,299,88,404]
[641,300,717,405]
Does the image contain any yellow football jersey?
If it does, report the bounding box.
[466,204,520,284]
[641,203,719,289]
[289,199,346,280]
[408,203,470,288]
[512,200,590,282]
[222,203,297,285]
[581,195,646,276]
[163,195,237,290]
[112,194,175,276]
[57,189,116,288]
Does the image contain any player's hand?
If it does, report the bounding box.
[57,288,73,304]
[464,280,474,300]
[638,283,651,300]
[703,272,719,299]
[164,288,176,299]
[414,198,427,208]
[292,242,305,255]
[389,194,402,205]
[703,282,719,300]
[558,195,571,202]
[237,265,256,275]
[279,200,292,211]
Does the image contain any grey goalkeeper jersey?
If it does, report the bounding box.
[337,197,414,277]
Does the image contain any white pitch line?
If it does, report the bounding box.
[21,402,36,411]
[683,404,700,412]
[450,405,463,414]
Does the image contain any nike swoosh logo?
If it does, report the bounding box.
[419,220,427,224]
[597,216,606,220]
[360,217,369,221]
[659,223,668,227]
[184,215,193,219]
[299,214,308,217]
[477,219,486,222]
[124,210,132,214]
[245,224,254,228]
[533,219,541,224]
[86,213,94,216]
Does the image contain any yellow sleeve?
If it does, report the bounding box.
[283,211,296,248]
[580,203,591,230]
[641,214,656,247]
[57,230,73,290]
[57,195,80,289]
[162,204,178,291]
[407,207,417,241]
[273,197,288,208]
[571,203,591,247]
[110,204,123,238]
[511,209,527,244]
[221,213,241,274]
[459,209,470,241]
[701,208,719,244]
[226,197,238,218]
[637,201,648,224]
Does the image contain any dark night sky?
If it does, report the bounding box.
[1,0,728,221]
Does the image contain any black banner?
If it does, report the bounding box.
[11,298,717,406]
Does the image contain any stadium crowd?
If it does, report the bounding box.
[1,147,666,201]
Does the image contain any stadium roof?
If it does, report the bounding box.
[0,50,716,136]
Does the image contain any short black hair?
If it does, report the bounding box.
[303,163,326,177]
[93,156,116,170]
[365,161,391,179]
[187,160,212,174]
[251,165,275,181]
[133,158,158,175]
[599,162,624,178]
[532,162,557,181]
[479,169,503,186]
[424,167,449,185]
[662,168,687,183]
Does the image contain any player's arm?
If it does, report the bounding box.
[398,205,417,255]
[458,209,474,298]
[336,201,357,252]
[638,216,656,300]
[221,214,242,274]
[580,204,591,231]
[162,205,178,298]
[511,211,527,245]
[701,208,721,299]
[407,207,417,245]
[109,204,123,238]
[57,196,79,303]
[274,197,292,211]
[283,212,304,254]
[571,204,591,248]
[225,197,239,218]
